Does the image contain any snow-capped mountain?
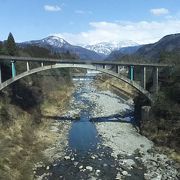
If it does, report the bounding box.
[83,41,139,55]
[21,36,105,60]
[20,36,139,60]
[41,36,70,48]
[24,36,71,48]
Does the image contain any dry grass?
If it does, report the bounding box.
[0,85,74,180]
[41,86,74,116]
[95,76,138,98]
[0,112,35,180]
[0,111,71,180]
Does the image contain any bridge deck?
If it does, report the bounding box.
[0,55,172,67]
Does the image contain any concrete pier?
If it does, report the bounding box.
[153,67,159,93]
[115,65,119,74]
[142,67,146,89]
[11,61,16,78]
[0,64,2,83]
[27,61,30,71]
[129,66,134,81]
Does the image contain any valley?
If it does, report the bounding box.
[0,32,180,180]
[34,76,179,180]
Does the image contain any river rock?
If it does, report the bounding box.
[119,164,130,171]
[121,171,128,176]
[95,169,100,175]
[131,163,138,169]
[124,159,136,166]
[79,165,83,169]
[144,173,151,180]
[74,162,78,166]
[86,166,93,171]
[115,172,122,179]
[91,155,96,159]
[152,174,162,180]
[87,177,96,180]
[53,163,57,167]
[64,156,71,160]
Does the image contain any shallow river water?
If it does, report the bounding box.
[35,76,179,180]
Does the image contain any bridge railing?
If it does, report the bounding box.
[0,55,173,95]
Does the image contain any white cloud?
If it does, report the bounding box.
[53,19,180,45]
[44,5,61,12]
[150,8,169,16]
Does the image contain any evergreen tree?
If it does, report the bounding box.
[5,32,17,56]
[0,41,7,55]
[0,42,3,54]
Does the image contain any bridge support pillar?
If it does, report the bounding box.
[153,67,159,93]
[116,65,118,74]
[11,61,16,78]
[26,62,30,71]
[142,67,146,89]
[116,65,121,74]
[0,64,2,83]
[118,66,121,74]
[129,66,134,81]
[41,62,44,67]
[102,65,107,69]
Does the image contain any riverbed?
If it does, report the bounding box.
[35,76,179,180]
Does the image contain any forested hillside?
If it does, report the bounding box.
[135,50,180,158]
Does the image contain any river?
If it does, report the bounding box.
[35,73,179,180]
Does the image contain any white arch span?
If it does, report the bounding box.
[0,64,153,101]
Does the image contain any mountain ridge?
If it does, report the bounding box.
[20,36,105,61]
[15,33,180,63]
[20,36,140,60]
[106,45,142,61]
[82,41,138,55]
[134,33,180,62]
[105,33,180,63]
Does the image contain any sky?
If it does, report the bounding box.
[0,0,180,45]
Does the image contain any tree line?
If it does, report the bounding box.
[0,32,17,56]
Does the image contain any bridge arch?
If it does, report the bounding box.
[0,63,153,101]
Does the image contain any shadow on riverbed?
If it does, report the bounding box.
[90,113,133,123]
[43,112,134,123]
[43,115,79,121]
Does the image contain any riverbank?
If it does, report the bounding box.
[87,82,179,179]
[36,86,74,164]
[94,75,138,99]
[0,83,74,180]
[34,78,179,179]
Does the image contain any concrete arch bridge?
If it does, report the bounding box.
[0,56,172,102]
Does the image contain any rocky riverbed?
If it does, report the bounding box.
[34,78,180,180]
[85,88,179,180]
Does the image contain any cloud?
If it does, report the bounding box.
[53,19,180,45]
[44,5,61,12]
[150,8,169,16]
